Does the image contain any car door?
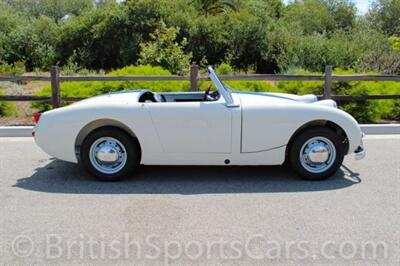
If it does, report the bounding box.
[145,101,232,153]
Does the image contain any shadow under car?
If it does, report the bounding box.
[14,160,361,195]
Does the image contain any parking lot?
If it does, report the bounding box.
[0,136,399,265]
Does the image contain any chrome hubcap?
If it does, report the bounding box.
[89,137,127,174]
[300,137,336,174]
[96,144,119,163]
[308,144,329,163]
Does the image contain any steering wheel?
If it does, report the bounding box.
[204,84,212,101]
[154,93,166,102]
[209,90,220,100]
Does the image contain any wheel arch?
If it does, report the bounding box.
[285,120,349,158]
[75,119,141,162]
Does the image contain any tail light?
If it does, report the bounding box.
[33,113,42,124]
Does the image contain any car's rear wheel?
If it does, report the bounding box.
[289,127,345,180]
[81,127,140,181]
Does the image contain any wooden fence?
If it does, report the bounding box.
[0,65,399,109]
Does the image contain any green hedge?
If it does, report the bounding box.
[34,66,400,123]
[0,61,26,76]
[277,69,400,122]
[0,61,23,117]
[34,65,190,110]
[0,91,16,116]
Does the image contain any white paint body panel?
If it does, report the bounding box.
[145,99,232,153]
[34,73,363,167]
[238,92,361,154]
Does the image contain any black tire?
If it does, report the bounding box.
[289,127,345,180]
[80,127,140,181]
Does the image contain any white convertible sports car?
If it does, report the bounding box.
[34,67,365,181]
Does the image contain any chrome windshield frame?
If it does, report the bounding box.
[207,66,240,108]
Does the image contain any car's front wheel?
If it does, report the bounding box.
[289,127,345,180]
[81,127,140,181]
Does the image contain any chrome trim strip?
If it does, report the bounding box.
[241,144,287,154]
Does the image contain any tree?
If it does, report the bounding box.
[192,0,239,16]
[390,36,400,52]
[242,0,283,18]
[95,0,117,8]
[368,0,400,35]
[282,0,335,34]
[6,24,57,69]
[1,0,94,22]
[226,11,275,72]
[324,0,357,30]
[138,25,192,75]
[0,4,59,69]
[59,0,164,69]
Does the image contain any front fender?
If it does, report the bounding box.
[241,102,362,154]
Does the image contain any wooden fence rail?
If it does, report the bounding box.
[0,65,399,109]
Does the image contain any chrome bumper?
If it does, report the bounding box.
[355,146,366,160]
[354,132,366,160]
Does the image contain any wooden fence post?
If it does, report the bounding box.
[324,65,333,99]
[190,65,199,91]
[50,66,61,108]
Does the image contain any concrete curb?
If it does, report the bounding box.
[0,124,399,137]
[360,124,400,135]
[0,126,34,137]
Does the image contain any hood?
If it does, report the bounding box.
[234,91,317,103]
[313,99,338,108]
[263,92,318,103]
[234,91,337,108]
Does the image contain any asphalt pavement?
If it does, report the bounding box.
[0,136,399,265]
